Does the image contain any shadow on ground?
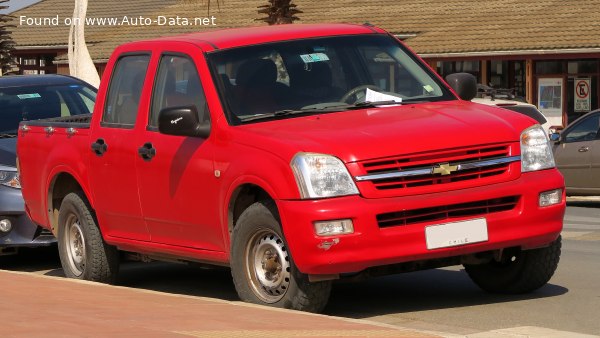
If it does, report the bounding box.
[1,247,568,318]
[324,268,567,318]
[567,200,600,208]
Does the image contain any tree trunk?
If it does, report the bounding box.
[68,0,100,88]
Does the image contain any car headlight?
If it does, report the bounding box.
[291,153,359,199]
[0,170,20,189]
[521,125,555,173]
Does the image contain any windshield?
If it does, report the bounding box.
[208,34,455,124]
[0,84,96,134]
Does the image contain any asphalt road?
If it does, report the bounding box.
[1,200,599,337]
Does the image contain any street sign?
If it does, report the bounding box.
[575,78,591,112]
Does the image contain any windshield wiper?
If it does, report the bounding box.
[0,134,17,139]
[344,100,402,109]
[238,100,406,123]
[239,107,338,122]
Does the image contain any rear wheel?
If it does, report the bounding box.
[57,192,119,283]
[464,236,561,294]
[230,201,331,312]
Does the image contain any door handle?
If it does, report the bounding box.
[91,138,108,156]
[578,146,590,153]
[138,142,156,161]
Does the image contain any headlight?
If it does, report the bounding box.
[0,170,20,189]
[521,125,555,173]
[291,153,359,199]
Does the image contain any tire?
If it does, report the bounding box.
[230,201,332,313]
[57,191,119,283]
[464,236,561,294]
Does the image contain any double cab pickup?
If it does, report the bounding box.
[17,23,565,312]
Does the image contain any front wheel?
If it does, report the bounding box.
[230,201,331,312]
[464,236,561,294]
[57,192,119,283]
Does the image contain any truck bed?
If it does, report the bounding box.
[20,113,92,129]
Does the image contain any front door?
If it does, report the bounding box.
[135,51,223,251]
[88,54,152,241]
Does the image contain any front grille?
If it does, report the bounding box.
[358,144,512,191]
[376,196,519,228]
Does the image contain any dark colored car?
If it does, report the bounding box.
[552,109,600,195]
[0,75,97,255]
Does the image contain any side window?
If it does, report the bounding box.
[150,55,208,128]
[103,55,150,126]
[564,113,600,143]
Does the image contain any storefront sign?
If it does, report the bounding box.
[538,78,563,118]
[574,78,591,112]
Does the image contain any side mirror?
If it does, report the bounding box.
[445,73,478,101]
[549,132,561,143]
[158,106,210,138]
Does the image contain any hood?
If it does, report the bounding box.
[232,100,536,163]
[0,138,17,167]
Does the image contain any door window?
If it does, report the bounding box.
[564,113,600,143]
[150,55,208,128]
[102,54,150,126]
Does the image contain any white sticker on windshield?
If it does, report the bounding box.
[17,93,41,100]
[300,53,330,63]
[365,88,402,104]
[423,85,434,93]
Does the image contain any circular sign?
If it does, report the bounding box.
[576,80,590,99]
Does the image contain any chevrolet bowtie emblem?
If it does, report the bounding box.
[432,163,459,176]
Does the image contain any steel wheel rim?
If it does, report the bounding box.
[65,214,86,276]
[245,229,291,303]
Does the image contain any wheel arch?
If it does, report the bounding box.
[47,170,93,236]
[226,182,280,247]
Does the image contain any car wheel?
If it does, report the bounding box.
[57,191,119,283]
[464,236,561,294]
[230,201,331,312]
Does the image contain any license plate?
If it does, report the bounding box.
[425,218,488,250]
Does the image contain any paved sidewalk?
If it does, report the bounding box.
[1,270,436,337]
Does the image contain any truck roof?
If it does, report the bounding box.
[144,23,385,51]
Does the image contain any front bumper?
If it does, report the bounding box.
[278,169,565,275]
[0,186,56,252]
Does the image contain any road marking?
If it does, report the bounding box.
[464,326,597,337]
[561,230,600,241]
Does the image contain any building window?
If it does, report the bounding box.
[568,60,598,74]
[489,61,508,88]
[23,58,37,66]
[536,61,564,75]
[436,61,481,82]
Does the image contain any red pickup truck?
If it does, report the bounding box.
[17,23,564,312]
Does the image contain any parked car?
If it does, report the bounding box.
[472,97,554,133]
[17,24,564,312]
[0,74,97,255]
[551,109,600,195]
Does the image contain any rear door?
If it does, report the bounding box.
[134,47,223,251]
[554,112,600,192]
[88,54,152,240]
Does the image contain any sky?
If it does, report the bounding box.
[0,0,41,14]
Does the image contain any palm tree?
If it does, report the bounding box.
[0,0,15,75]
[257,0,302,25]
[68,0,100,87]
[181,0,223,16]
